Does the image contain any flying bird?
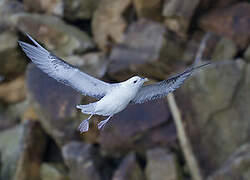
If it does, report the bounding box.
[18,33,210,133]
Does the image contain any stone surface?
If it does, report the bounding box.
[145,148,180,180]
[200,3,250,49]
[133,0,162,21]
[11,13,94,56]
[26,64,82,146]
[62,141,101,180]
[64,0,99,20]
[175,60,250,175]
[23,0,63,16]
[163,0,200,36]
[14,121,47,180]
[40,163,69,180]
[108,19,184,80]
[0,76,26,104]
[112,153,144,180]
[0,31,27,80]
[98,99,176,154]
[92,0,131,51]
[244,45,250,62]
[207,143,250,180]
[0,122,46,180]
[211,37,237,61]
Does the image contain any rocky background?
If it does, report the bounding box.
[0,0,250,180]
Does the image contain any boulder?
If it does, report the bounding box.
[200,3,250,49]
[11,13,94,56]
[62,141,101,180]
[175,60,250,176]
[145,148,180,180]
[112,153,144,180]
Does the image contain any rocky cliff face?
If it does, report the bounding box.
[0,0,249,179]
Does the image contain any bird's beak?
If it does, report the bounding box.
[143,78,149,82]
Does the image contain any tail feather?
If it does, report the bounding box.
[76,103,96,114]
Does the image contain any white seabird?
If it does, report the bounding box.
[18,34,210,133]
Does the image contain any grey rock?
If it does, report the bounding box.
[207,143,250,180]
[40,163,69,180]
[23,0,63,16]
[62,141,101,180]
[175,60,250,175]
[108,19,184,80]
[64,0,99,20]
[163,0,200,36]
[112,153,144,180]
[11,13,94,56]
[145,148,180,180]
[26,64,82,147]
[244,45,250,62]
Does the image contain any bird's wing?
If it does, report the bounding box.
[131,32,211,104]
[18,34,111,98]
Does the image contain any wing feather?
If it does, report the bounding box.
[19,34,111,98]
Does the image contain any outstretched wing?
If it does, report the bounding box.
[131,33,211,104]
[19,34,111,98]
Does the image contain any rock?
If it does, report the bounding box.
[112,153,144,180]
[108,19,184,80]
[24,0,63,16]
[243,45,250,62]
[207,143,250,180]
[199,3,250,49]
[62,141,101,180]
[0,0,24,23]
[92,0,131,51]
[14,121,47,180]
[200,0,239,9]
[11,13,94,56]
[0,122,46,180]
[0,76,26,104]
[26,64,82,146]
[163,0,200,36]
[133,0,162,21]
[98,99,176,154]
[64,0,99,20]
[40,163,69,180]
[145,148,180,180]
[0,31,27,80]
[175,60,250,176]
[212,37,237,61]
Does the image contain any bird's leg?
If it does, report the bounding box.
[98,115,112,130]
[78,114,93,133]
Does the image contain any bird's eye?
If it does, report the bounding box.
[133,80,137,84]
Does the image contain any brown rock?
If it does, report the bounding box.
[11,13,94,56]
[145,148,180,180]
[207,143,250,180]
[200,3,250,49]
[92,0,132,51]
[108,19,184,80]
[175,60,250,175]
[23,0,63,16]
[14,121,47,180]
[112,153,144,180]
[64,0,99,20]
[163,0,200,36]
[62,141,101,180]
[98,99,176,154]
[133,0,163,22]
[0,76,26,104]
[26,64,82,146]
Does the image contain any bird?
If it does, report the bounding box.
[18,33,210,133]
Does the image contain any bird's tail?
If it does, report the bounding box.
[76,103,96,115]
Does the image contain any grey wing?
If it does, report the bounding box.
[18,34,111,98]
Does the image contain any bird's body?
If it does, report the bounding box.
[18,33,210,133]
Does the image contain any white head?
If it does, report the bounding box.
[122,76,149,89]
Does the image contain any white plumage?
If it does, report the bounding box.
[19,33,210,133]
